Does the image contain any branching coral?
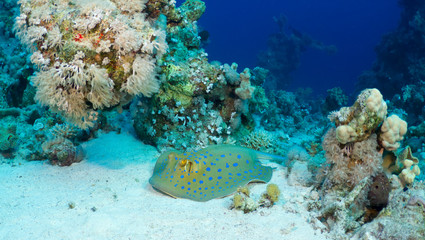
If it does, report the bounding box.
[15,0,167,128]
[240,130,275,153]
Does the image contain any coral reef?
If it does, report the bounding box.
[312,178,370,237]
[0,0,34,110]
[260,88,326,139]
[132,1,270,151]
[41,123,83,166]
[320,88,413,191]
[312,88,424,238]
[15,0,168,128]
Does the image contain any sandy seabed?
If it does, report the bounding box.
[0,132,328,240]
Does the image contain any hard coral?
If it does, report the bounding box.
[240,130,275,153]
[379,114,408,151]
[328,88,387,144]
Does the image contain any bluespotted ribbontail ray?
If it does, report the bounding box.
[149,144,284,202]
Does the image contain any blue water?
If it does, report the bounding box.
[187,0,400,95]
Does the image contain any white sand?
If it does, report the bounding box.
[0,132,329,240]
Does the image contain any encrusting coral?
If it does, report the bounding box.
[15,0,168,128]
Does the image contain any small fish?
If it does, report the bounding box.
[149,144,283,202]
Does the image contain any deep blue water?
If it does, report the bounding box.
[178,0,400,95]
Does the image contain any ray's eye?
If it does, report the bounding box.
[179,159,196,172]
[179,159,188,167]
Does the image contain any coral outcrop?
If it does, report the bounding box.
[314,88,422,238]
[132,1,269,151]
[15,0,168,128]
[328,88,388,144]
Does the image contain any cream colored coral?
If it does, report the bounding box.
[399,159,421,185]
[335,125,357,144]
[365,88,387,119]
[235,68,254,100]
[120,56,158,97]
[379,114,407,151]
[16,0,167,128]
[330,88,387,144]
